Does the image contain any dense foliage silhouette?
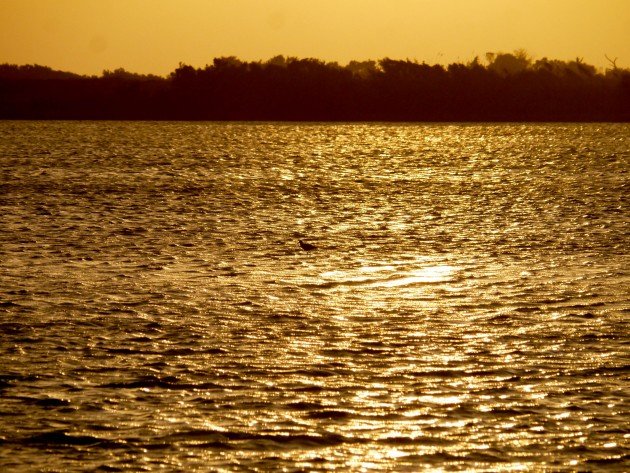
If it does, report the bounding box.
[1,53,628,121]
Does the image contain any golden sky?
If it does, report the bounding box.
[1,0,629,75]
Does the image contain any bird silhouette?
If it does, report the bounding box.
[299,239,317,251]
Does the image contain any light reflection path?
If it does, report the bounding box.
[0,122,627,471]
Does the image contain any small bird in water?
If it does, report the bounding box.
[299,239,317,251]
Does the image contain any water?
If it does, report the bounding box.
[0,121,628,471]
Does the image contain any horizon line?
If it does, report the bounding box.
[2,51,626,78]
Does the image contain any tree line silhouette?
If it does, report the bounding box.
[1,52,629,121]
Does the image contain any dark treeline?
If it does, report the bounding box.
[1,52,629,121]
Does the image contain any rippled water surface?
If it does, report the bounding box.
[1,122,628,471]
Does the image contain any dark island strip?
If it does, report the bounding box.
[1,52,629,121]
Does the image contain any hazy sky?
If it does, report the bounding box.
[1,0,629,75]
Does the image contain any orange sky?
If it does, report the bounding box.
[1,0,629,75]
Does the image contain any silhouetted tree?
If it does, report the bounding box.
[1,52,628,121]
[487,50,531,76]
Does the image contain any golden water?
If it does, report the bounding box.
[0,122,628,471]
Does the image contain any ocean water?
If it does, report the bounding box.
[0,121,628,472]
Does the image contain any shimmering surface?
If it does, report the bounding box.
[0,122,628,471]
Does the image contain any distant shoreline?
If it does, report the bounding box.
[2,55,629,122]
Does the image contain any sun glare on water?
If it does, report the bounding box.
[374,265,457,288]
